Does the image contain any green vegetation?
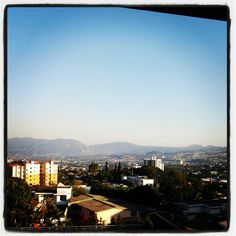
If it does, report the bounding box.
[6,177,33,227]
[77,163,225,208]
[6,160,228,230]
[89,162,99,175]
[6,177,67,228]
[58,161,227,209]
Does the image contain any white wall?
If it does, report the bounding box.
[96,208,131,225]
[57,187,72,199]
[140,179,154,186]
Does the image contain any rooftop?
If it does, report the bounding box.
[30,185,57,193]
[69,194,128,212]
[57,182,71,188]
[8,163,23,167]
[69,194,93,203]
[76,199,113,212]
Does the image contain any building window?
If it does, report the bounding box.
[60,195,67,201]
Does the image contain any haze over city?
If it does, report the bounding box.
[8,7,227,147]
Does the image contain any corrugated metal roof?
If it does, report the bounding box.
[75,199,113,212]
[69,194,93,203]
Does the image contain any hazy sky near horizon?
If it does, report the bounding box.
[8,7,227,146]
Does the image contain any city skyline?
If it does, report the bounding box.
[8,7,227,147]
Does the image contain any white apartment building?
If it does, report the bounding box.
[8,163,25,179]
[144,155,164,171]
[8,161,41,185]
[8,160,58,186]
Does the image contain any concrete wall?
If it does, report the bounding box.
[96,208,131,225]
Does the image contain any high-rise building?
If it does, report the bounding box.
[24,160,41,185]
[7,160,58,186]
[7,163,24,179]
[143,155,164,171]
[40,160,58,186]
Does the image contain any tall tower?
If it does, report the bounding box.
[143,155,164,171]
[24,161,41,185]
[40,160,58,186]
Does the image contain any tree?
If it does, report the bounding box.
[73,187,86,196]
[202,183,218,200]
[126,185,160,206]
[43,196,63,226]
[139,166,160,179]
[6,177,33,227]
[105,161,109,172]
[89,162,99,175]
[158,168,189,204]
[118,162,122,173]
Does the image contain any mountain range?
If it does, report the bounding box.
[7,137,227,159]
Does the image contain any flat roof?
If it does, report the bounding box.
[30,186,57,193]
[8,164,23,166]
[34,192,55,195]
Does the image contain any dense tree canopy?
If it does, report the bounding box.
[89,162,99,175]
[6,177,33,227]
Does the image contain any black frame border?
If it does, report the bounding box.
[3,3,231,232]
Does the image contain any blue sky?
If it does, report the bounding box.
[7,7,227,146]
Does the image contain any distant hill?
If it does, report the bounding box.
[8,137,87,158]
[89,142,226,155]
[7,137,227,159]
[88,142,154,155]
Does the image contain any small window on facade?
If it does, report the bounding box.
[60,195,67,201]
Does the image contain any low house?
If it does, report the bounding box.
[66,194,131,225]
[31,182,72,206]
[122,176,154,187]
[173,201,228,221]
[31,185,57,203]
[55,182,73,206]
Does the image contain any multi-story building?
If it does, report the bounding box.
[40,160,58,186]
[7,160,58,186]
[144,155,164,171]
[7,163,25,179]
[24,161,41,185]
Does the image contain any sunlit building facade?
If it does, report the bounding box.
[8,160,58,186]
[40,160,58,186]
[24,160,41,185]
[8,163,25,179]
[144,155,164,171]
